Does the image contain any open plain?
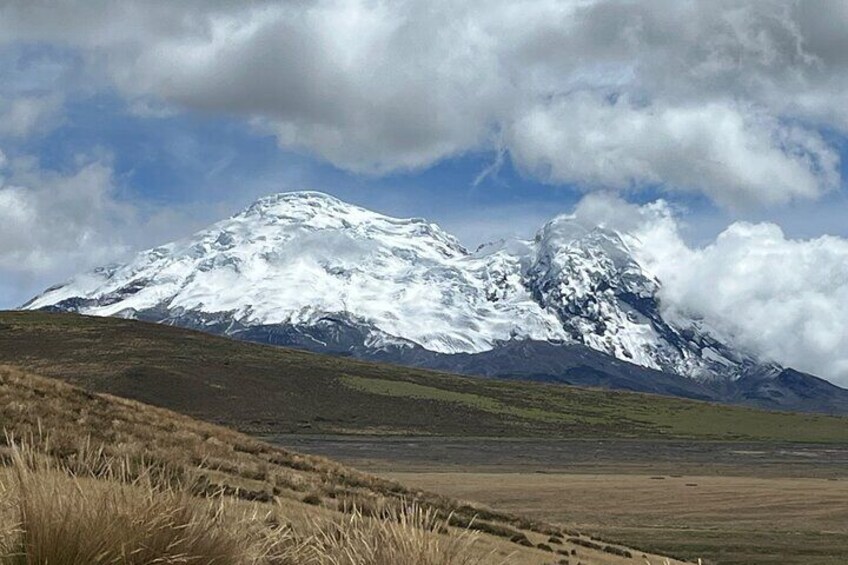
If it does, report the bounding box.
[272,436,848,565]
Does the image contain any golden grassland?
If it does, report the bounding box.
[0,366,684,565]
[383,471,848,565]
[0,443,488,565]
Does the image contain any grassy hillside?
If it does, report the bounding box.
[2,311,848,442]
[0,365,680,564]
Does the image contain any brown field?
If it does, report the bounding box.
[0,365,683,565]
[385,473,848,565]
[272,436,848,565]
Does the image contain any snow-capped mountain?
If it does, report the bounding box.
[26,191,566,354]
[24,191,848,412]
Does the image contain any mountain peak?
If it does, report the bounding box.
[236,191,464,251]
[24,191,763,383]
[244,190,351,211]
[240,190,376,224]
[537,214,628,251]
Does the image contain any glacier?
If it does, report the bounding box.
[25,190,759,383]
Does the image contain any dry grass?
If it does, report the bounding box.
[388,471,848,565]
[0,438,492,565]
[267,505,494,565]
[0,365,545,544]
[0,365,684,565]
[0,439,245,564]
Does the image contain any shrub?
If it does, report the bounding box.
[567,537,603,551]
[602,544,633,558]
[301,492,323,506]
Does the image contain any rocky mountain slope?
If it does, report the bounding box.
[23,191,848,413]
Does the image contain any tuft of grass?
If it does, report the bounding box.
[0,440,244,565]
[267,505,496,565]
[0,438,496,565]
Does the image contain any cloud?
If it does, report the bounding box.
[0,150,209,307]
[1,0,845,204]
[571,193,848,385]
[0,94,63,137]
[508,96,839,208]
[0,44,73,138]
[0,153,132,279]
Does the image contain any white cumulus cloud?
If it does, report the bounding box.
[0,151,210,307]
[0,154,132,289]
[1,0,846,204]
[571,193,848,386]
[509,96,839,208]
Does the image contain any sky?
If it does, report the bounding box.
[2,0,848,384]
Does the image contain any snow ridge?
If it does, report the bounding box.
[24,191,759,382]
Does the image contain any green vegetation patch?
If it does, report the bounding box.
[340,374,581,426]
[3,310,848,442]
[341,375,505,412]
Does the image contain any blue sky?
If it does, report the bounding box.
[3,1,848,383]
